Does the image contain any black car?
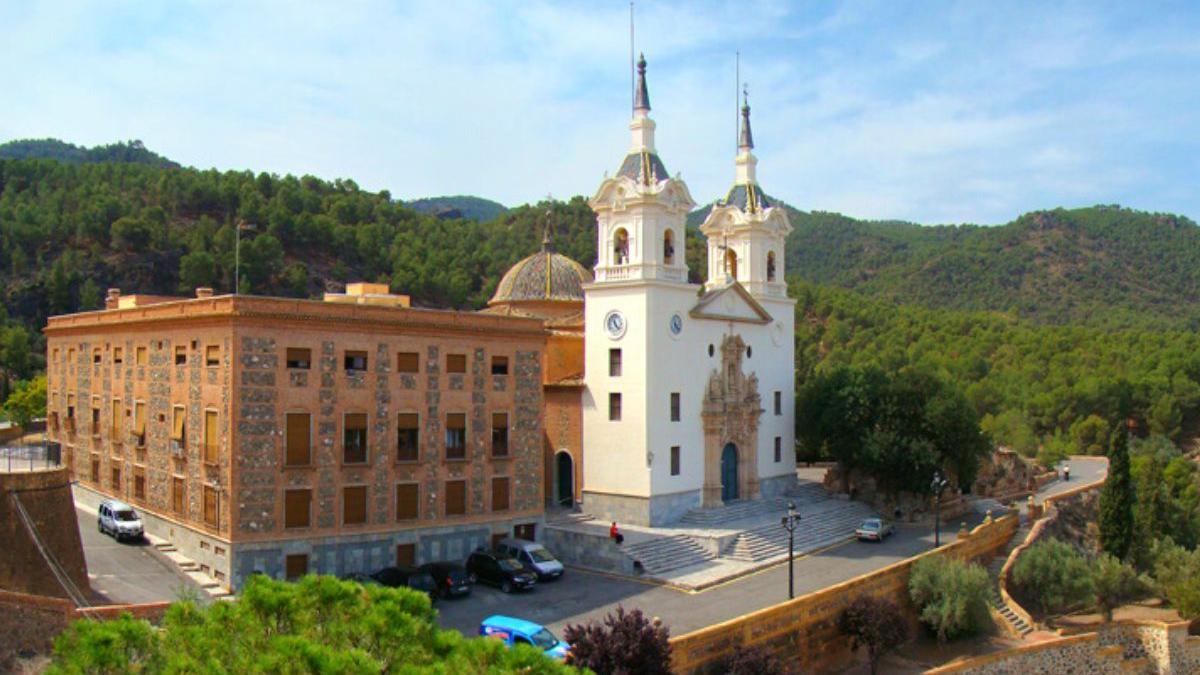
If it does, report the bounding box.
[372,565,438,600]
[465,550,538,594]
[340,572,381,586]
[418,561,473,599]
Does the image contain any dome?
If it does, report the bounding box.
[489,246,593,306]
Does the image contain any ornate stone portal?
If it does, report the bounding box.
[701,334,763,506]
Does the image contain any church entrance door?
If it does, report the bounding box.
[721,443,739,502]
[555,451,574,507]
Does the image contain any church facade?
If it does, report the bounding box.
[578,56,797,526]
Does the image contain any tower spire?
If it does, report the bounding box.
[633,53,651,117]
[738,86,754,152]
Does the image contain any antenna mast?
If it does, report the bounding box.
[630,2,635,116]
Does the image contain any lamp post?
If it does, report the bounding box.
[780,500,801,599]
[931,471,950,548]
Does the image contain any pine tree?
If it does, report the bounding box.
[1099,424,1134,560]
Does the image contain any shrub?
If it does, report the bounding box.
[1151,539,1200,620]
[909,556,991,641]
[563,605,671,675]
[1010,538,1093,616]
[838,596,908,675]
[1091,553,1149,621]
[705,643,785,675]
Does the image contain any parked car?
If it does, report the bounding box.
[340,572,381,586]
[479,615,570,661]
[854,518,894,542]
[495,538,564,581]
[417,561,473,599]
[97,499,144,542]
[466,549,537,593]
[372,565,438,600]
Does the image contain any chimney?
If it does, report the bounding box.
[196,287,214,299]
[105,288,121,310]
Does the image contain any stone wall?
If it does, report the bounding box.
[543,526,637,576]
[0,467,89,599]
[669,513,1019,674]
[973,450,1041,502]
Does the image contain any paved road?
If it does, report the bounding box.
[1039,456,1108,503]
[76,506,199,605]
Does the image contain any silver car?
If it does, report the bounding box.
[98,499,144,542]
[854,518,894,542]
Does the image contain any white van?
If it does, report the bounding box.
[98,499,144,542]
[496,538,564,581]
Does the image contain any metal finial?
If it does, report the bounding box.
[634,53,651,113]
[738,84,754,151]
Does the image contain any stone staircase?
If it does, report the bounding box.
[547,510,594,526]
[624,535,716,575]
[988,521,1034,638]
[724,500,875,562]
[677,482,832,527]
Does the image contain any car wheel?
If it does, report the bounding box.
[501,580,513,594]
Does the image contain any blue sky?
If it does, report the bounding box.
[2,1,1198,224]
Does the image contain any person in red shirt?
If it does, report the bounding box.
[609,522,623,545]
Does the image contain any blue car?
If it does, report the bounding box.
[479,615,570,661]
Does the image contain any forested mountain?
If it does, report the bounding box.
[0,139,179,168]
[406,195,507,222]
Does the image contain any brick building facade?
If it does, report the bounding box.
[45,286,545,589]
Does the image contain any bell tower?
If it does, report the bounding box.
[700,90,791,299]
[589,55,695,284]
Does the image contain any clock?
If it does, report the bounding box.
[668,313,683,338]
[604,311,627,339]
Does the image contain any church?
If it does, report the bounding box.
[493,55,797,527]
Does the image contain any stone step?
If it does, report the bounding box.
[724,502,874,562]
[677,483,834,526]
[625,535,715,575]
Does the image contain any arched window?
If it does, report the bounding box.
[613,228,629,265]
[767,251,776,282]
[725,249,738,279]
[663,229,675,265]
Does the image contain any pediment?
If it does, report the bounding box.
[690,280,772,324]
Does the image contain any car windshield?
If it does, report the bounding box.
[530,628,558,650]
[528,548,556,563]
[861,521,879,530]
[498,558,524,572]
[115,510,139,521]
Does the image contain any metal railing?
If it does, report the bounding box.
[1,442,63,473]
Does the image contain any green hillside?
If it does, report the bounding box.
[0,138,179,168]
[406,195,507,222]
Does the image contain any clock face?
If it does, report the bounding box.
[604,311,627,339]
[669,313,683,336]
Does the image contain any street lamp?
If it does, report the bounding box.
[780,501,801,599]
[931,471,950,548]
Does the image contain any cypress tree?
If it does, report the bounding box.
[1099,423,1134,560]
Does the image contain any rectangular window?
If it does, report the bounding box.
[284,489,312,528]
[205,345,220,367]
[113,347,123,366]
[609,348,622,377]
[91,405,101,436]
[491,413,508,457]
[446,353,467,374]
[774,391,782,416]
[396,543,416,567]
[171,406,186,449]
[492,476,510,512]
[90,455,100,483]
[111,466,122,492]
[133,402,147,445]
[344,350,368,372]
[203,485,219,527]
[670,392,680,422]
[285,413,311,466]
[445,413,466,459]
[67,393,75,420]
[172,477,185,515]
[286,348,311,370]
[445,479,467,516]
[175,345,187,365]
[343,486,367,526]
[396,413,419,462]
[110,399,122,441]
[93,348,101,364]
[774,436,782,463]
[343,413,368,464]
[285,554,308,581]
[133,467,146,500]
[136,346,147,366]
[671,446,681,476]
[491,356,509,375]
[396,351,419,373]
[396,483,419,521]
[203,410,219,464]
[609,393,622,421]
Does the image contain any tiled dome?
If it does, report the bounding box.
[489,248,593,305]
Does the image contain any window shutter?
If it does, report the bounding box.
[171,407,186,441]
[286,413,311,465]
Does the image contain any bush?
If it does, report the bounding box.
[563,605,671,675]
[1092,553,1149,621]
[705,643,785,675]
[908,556,991,641]
[838,596,907,675]
[1011,538,1093,616]
[1151,539,1200,620]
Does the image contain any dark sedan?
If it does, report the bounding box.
[466,550,537,594]
[372,565,438,600]
[418,561,473,599]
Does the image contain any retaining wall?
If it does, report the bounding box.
[669,513,1018,674]
[0,466,89,598]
